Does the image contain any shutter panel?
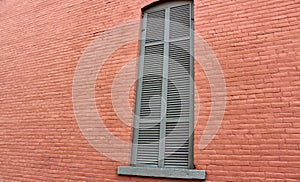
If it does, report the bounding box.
[136,45,164,167]
[165,3,192,168]
[170,4,191,40]
[136,9,165,167]
[146,10,165,43]
[165,40,191,168]
[133,1,193,169]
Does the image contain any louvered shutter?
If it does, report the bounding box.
[165,3,193,169]
[132,1,194,169]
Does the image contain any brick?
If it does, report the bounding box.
[0,0,299,181]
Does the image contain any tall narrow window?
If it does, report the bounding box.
[132,0,194,169]
[118,1,205,180]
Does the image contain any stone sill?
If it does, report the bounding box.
[118,166,206,180]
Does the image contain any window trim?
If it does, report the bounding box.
[118,166,206,180]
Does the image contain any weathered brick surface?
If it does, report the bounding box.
[0,0,299,181]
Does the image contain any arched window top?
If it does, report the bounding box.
[143,0,192,13]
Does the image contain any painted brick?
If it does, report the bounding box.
[0,0,299,181]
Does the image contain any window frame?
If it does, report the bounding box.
[118,0,205,180]
[131,0,195,169]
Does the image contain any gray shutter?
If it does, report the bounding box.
[165,3,193,169]
[136,44,164,167]
[132,1,193,169]
[165,40,191,168]
[135,9,166,167]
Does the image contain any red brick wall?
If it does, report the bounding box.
[0,0,299,181]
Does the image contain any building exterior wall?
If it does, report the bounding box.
[0,0,299,181]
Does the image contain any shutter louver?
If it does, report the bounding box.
[146,10,165,43]
[170,4,191,40]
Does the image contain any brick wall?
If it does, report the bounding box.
[0,0,299,181]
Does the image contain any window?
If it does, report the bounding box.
[118,1,205,180]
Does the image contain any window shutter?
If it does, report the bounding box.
[165,40,191,168]
[135,9,166,167]
[132,1,193,169]
[165,3,193,169]
[136,44,164,167]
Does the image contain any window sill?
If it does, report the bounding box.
[118,166,206,180]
